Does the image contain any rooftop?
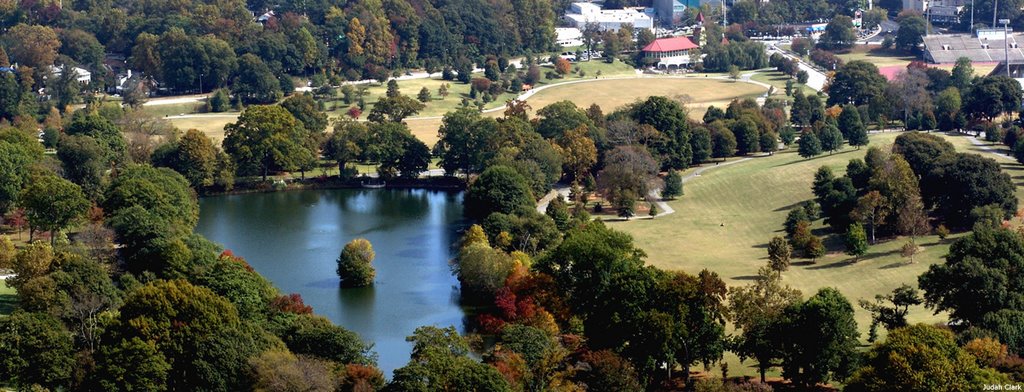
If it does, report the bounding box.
[642,36,699,52]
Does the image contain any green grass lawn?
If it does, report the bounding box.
[612,130,1024,378]
[610,133,1000,375]
[749,70,816,99]
[835,45,918,68]
[322,61,637,119]
[0,279,16,317]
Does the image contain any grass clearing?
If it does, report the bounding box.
[749,70,816,98]
[520,77,767,122]
[611,132,1006,357]
[836,45,917,68]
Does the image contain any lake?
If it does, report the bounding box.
[195,188,469,377]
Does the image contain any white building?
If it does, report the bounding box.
[50,65,91,84]
[563,2,653,31]
[556,27,584,47]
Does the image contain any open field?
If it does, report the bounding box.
[611,131,1024,345]
[836,45,917,67]
[518,77,767,121]
[173,76,768,147]
[748,70,817,98]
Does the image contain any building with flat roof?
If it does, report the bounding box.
[556,27,584,47]
[563,2,653,31]
[653,0,698,25]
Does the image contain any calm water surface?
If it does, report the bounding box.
[195,189,468,376]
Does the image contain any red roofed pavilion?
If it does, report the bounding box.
[641,36,699,68]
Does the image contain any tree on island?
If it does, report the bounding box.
[337,238,376,287]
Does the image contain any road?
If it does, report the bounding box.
[767,45,828,92]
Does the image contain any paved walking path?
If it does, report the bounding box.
[969,133,1016,161]
[537,155,761,221]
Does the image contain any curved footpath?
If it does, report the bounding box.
[535,155,758,220]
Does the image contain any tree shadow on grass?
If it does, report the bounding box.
[773,149,857,168]
[774,200,811,212]
[806,258,860,270]
[879,261,910,269]
[0,294,17,316]
[731,275,761,281]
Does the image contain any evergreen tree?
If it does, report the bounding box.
[662,169,683,199]
[417,86,432,103]
[819,124,844,154]
[798,131,822,158]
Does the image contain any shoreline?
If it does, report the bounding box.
[199,175,467,198]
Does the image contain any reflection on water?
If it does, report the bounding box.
[196,189,468,377]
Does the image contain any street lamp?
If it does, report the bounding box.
[1001,18,1011,77]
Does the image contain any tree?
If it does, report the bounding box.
[597,146,659,211]
[324,121,368,176]
[545,197,572,231]
[417,86,432,102]
[559,126,598,180]
[804,235,826,263]
[464,165,536,220]
[19,174,89,245]
[731,118,760,155]
[435,108,493,176]
[232,54,282,104]
[248,350,340,392]
[92,337,171,392]
[386,79,400,97]
[555,58,571,76]
[759,132,778,155]
[828,61,888,106]
[859,284,923,339]
[728,65,741,80]
[662,169,683,199]
[152,129,223,190]
[819,16,856,50]
[845,223,868,261]
[112,280,275,391]
[367,95,425,123]
[337,238,376,287]
[389,326,512,391]
[897,195,930,263]
[846,324,996,391]
[5,24,60,70]
[576,350,644,392]
[0,141,38,214]
[923,153,1016,228]
[223,105,311,181]
[918,226,1024,328]
[819,124,844,154]
[780,288,860,387]
[798,131,822,158]
[690,125,712,163]
[282,314,371,364]
[711,127,737,160]
[951,57,974,91]
[454,242,516,297]
[839,104,868,148]
[280,94,328,134]
[729,266,802,382]
[0,311,75,389]
[767,236,792,273]
[852,191,889,244]
[895,12,927,53]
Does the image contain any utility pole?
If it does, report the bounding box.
[994,0,998,28]
[971,0,975,31]
[1002,18,1011,77]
